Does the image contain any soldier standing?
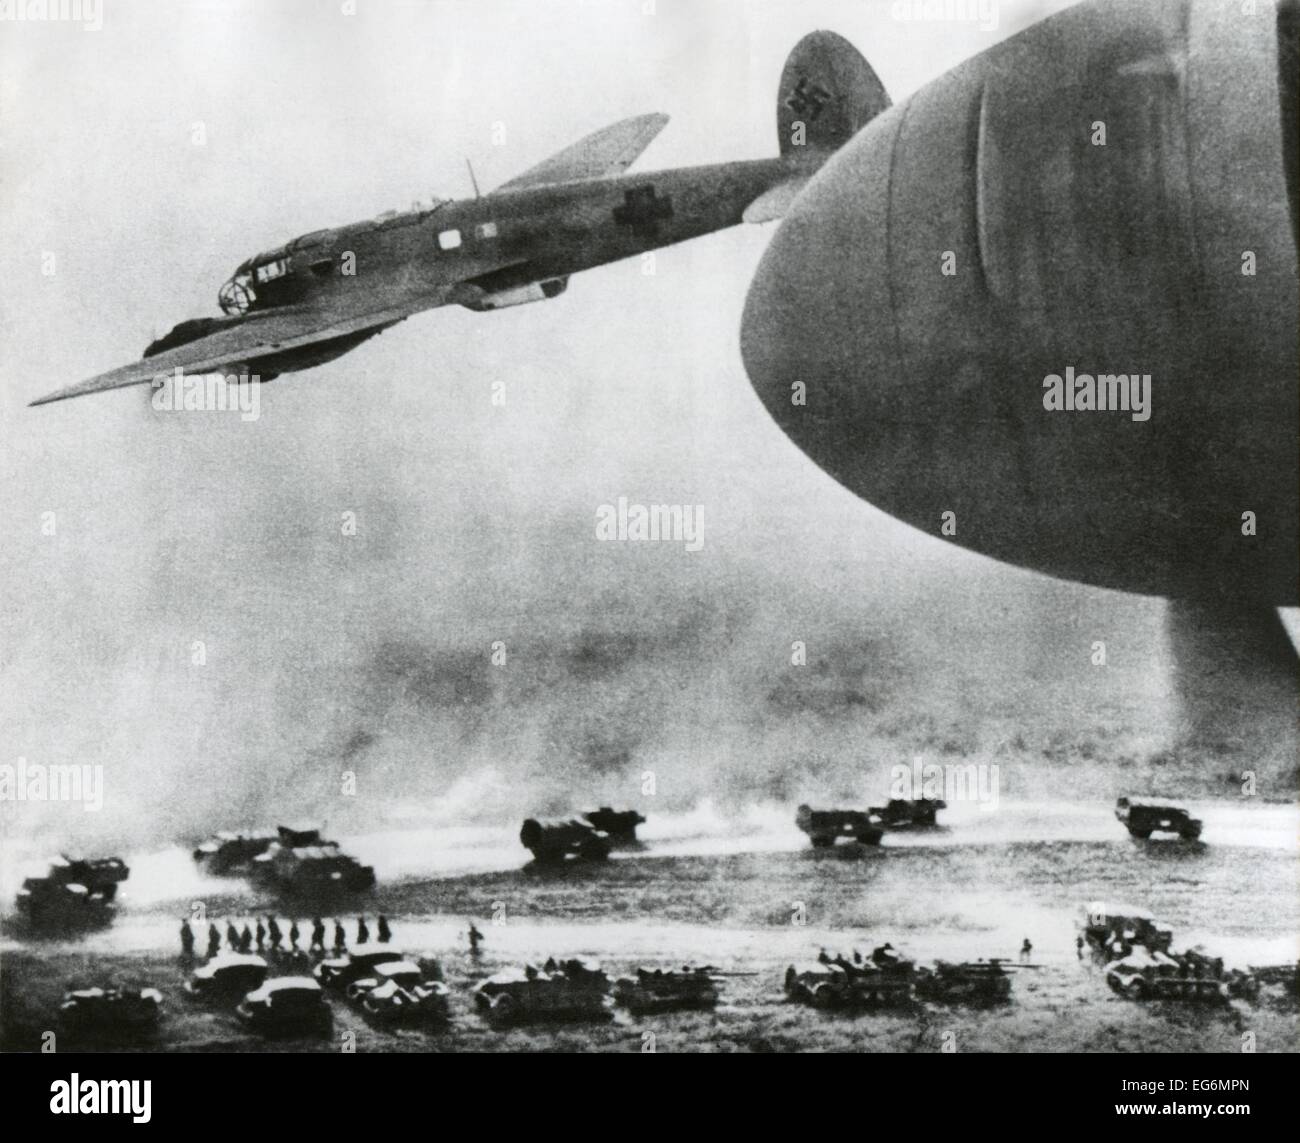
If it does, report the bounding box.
[376,915,391,944]
[225,920,239,951]
[468,921,484,956]
[267,915,283,950]
[1076,935,1085,960]
[311,917,326,951]
[333,919,347,952]
[289,919,300,949]
[179,919,195,958]
[356,916,370,945]
[207,923,221,958]
[240,923,253,953]
[255,917,266,950]
[1020,938,1033,963]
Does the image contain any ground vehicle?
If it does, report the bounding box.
[613,966,722,1014]
[1082,904,1174,960]
[795,804,883,848]
[868,798,946,828]
[343,959,424,1002]
[15,855,129,931]
[186,954,269,1002]
[913,960,1013,1004]
[59,987,162,1035]
[474,958,610,1025]
[192,831,277,875]
[1114,797,1202,841]
[235,977,333,1037]
[784,955,915,1009]
[358,977,451,1025]
[519,818,612,864]
[250,826,376,894]
[1105,950,1235,1002]
[581,807,646,844]
[314,950,408,990]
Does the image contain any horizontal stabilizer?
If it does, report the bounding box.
[494,113,669,193]
[743,177,811,224]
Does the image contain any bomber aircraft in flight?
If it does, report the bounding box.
[31,31,888,408]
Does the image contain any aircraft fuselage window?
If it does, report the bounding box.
[255,259,288,284]
[438,229,462,250]
[475,222,498,239]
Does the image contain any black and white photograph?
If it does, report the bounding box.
[1,0,1296,1113]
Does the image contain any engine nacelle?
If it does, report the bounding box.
[458,276,568,312]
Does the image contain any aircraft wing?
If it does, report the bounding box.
[29,303,418,407]
[494,112,669,193]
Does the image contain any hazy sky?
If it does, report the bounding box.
[5,1,1265,846]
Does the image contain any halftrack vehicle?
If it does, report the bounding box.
[785,957,915,1009]
[1115,797,1202,841]
[1105,949,1248,1002]
[250,825,375,894]
[913,960,1013,1004]
[613,966,721,1014]
[15,855,129,932]
[519,817,612,864]
[474,957,611,1025]
[581,807,646,845]
[795,804,883,849]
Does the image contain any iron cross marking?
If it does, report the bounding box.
[785,76,832,121]
[613,185,674,239]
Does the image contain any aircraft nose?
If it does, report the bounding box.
[740,0,1298,600]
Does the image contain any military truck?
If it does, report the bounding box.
[15,855,129,932]
[1114,797,1203,841]
[868,798,946,829]
[785,951,915,1009]
[613,966,721,1014]
[249,825,375,895]
[474,958,611,1025]
[344,960,451,1026]
[192,830,277,876]
[59,987,162,1036]
[795,804,884,849]
[1082,904,1174,960]
[581,807,646,845]
[914,960,1013,1004]
[519,817,612,864]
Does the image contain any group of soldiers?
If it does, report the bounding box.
[180,914,392,959]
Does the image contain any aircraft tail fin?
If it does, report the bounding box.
[777,31,889,162]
